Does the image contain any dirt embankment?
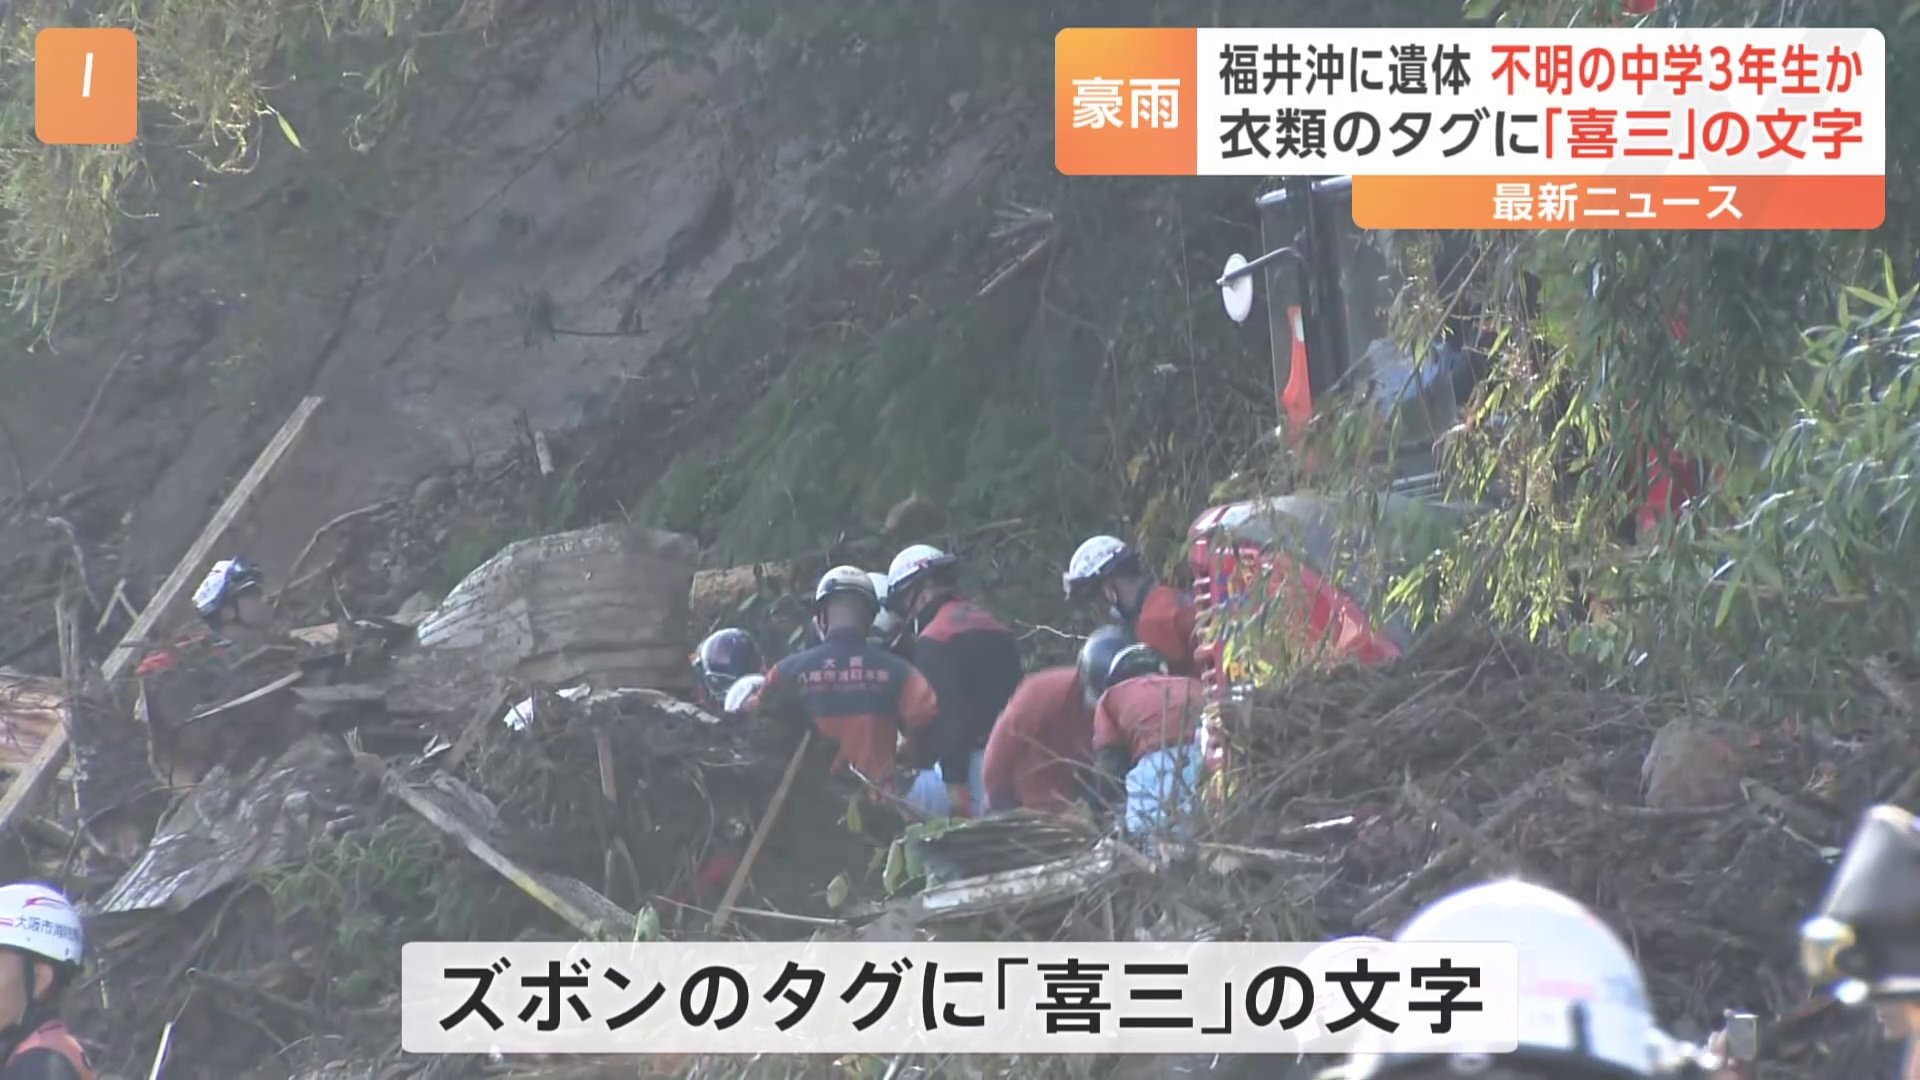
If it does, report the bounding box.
[0,0,1047,665]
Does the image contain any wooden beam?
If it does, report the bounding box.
[185,670,305,725]
[0,395,325,839]
[383,769,635,939]
[710,731,811,934]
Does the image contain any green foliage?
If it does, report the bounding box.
[1309,0,1920,717]
[259,815,503,1004]
[0,0,494,334]
[1572,273,1920,710]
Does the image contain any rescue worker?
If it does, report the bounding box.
[884,544,1023,818]
[190,557,269,643]
[691,628,766,713]
[867,572,909,657]
[752,567,940,813]
[1062,535,1198,675]
[0,883,94,1080]
[1325,878,1730,1080]
[135,558,272,785]
[1088,643,1204,840]
[1801,803,1920,1080]
[978,628,1118,816]
[136,558,263,678]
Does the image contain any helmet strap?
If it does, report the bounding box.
[0,951,57,1046]
[1113,578,1152,623]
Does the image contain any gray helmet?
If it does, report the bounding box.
[1077,625,1134,706]
[1106,643,1169,688]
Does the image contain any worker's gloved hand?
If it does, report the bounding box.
[1700,1026,1755,1080]
[946,783,973,819]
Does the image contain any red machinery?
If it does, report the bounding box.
[1187,177,1699,766]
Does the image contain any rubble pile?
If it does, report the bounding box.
[0,400,1905,1078]
[1201,620,1910,1078]
[0,499,871,1077]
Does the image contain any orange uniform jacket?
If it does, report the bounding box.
[981,666,1094,815]
[6,1020,96,1080]
[912,597,1024,784]
[1130,583,1198,677]
[756,627,938,784]
[1091,674,1204,766]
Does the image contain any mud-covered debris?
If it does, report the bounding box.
[0,669,68,771]
[1217,619,1897,1073]
[912,810,1102,879]
[415,522,696,692]
[381,765,635,939]
[95,734,360,915]
[1642,717,1747,810]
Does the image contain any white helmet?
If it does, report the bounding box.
[868,573,904,642]
[884,544,957,612]
[1063,535,1140,600]
[192,557,265,620]
[723,674,766,716]
[0,883,83,967]
[815,565,879,608]
[1348,880,1661,1079]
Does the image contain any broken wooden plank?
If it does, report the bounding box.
[187,670,305,725]
[98,735,358,914]
[287,623,344,650]
[0,396,324,839]
[0,670,67,773]
[230,644,296,672]
[289,684,388,710]
[710,731,811,934]
[602,687,724,727]
[596,733,618,803]
[442,680,513,774]
[382,768,635,939]
[904,842,1122,924]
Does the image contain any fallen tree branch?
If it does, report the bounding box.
[37,515,97,611]
[94,578,138,635]
[1355,758,1598,929]
[1560,778,1737,820]
[711,731,812,934]
[277,499,398,599]
[1741,778,1841,840]
[1403,779,1534,880]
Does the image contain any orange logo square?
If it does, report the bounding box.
[35,28,138,146]
[1055,28,1196,176]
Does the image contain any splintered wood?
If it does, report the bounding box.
[0,671,67,773]
[415,522,696,692]
[382,768,636,940]
[0,395,326,838]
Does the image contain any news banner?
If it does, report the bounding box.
[1056,25,1886,230]
[400,942,1521,1055]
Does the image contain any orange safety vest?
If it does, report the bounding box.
[7,1021,95,1080]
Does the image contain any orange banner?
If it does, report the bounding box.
[1353,175,1884,230]
[1055,27,1197,176]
